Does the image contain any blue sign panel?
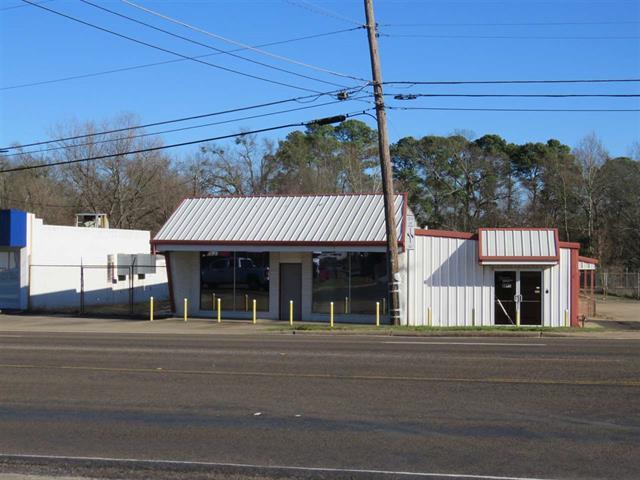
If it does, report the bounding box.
[0,209,27,248]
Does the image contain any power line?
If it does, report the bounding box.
[0,112,368,173]
[388,106,640,112]
[121,0,369,83]
[79,0,349,90]
[20,0,323,94]
[390,93,640,99]
[1,87,358,150]
[0,0,52,11]
[382,33,640,40]
[1,27,360,91]
[4,95,372,157]
[381,21,640,27]
[384,78,640,86]
[283,0,363,27]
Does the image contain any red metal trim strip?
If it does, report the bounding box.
[559,241,581,249]
[570,248,580,327]
[415,229,477,240]
[578,255,599,265]
[151,240,391,247]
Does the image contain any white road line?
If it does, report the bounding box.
[0,453,559,480]
[384,341,546,347]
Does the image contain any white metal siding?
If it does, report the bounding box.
[407,236,573,327]
[407,235,492,326]
[480,229,557,259]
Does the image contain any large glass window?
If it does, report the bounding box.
[200,252,269,312]
[312,252,386,315]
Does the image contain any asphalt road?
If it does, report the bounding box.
[0,332,638,480]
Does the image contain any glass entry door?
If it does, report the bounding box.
[495,271,517,325]
[519,271,542,325]
[494,271,543,326]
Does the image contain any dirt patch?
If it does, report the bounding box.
[595,296,640,322]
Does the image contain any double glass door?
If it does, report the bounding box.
[494,271,542,326]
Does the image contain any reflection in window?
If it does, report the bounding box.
[312,252,386,315]
[200,252,269,312]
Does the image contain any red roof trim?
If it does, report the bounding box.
[559,241,581,249]
[152,240,391,247]
[479,256,559,262]
[578,256,599,265]
[415,229,477,240]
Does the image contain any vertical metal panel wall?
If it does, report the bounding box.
[407,236,573,327]
[543,248,572,327]
[407,235,492,326]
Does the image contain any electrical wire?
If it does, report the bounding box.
[0,0,52,11]
[20,0,323,94]
[0,87,362,151]
[384,79,640,86]
[388,106,640,112]
[0,111,370,173]
[283,0,363,27]
[389,93,640,98]
[381,21,640,27]
[1,27,361,91]
[381,33,640,40]
[79,0,349,90]
[121,0,369,83]
[3,95,373,157]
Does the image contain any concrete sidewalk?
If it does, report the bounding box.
[0,314,276,335]
[2,313,640,339]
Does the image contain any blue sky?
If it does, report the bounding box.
[1,0,639,159]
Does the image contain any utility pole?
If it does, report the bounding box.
[363,0,401,325]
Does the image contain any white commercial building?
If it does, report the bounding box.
[0,209,168,312]
[153,194,594,327]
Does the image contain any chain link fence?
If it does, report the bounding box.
[595,271,640,300]
[28,263,170,317]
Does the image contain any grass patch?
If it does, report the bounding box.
[269,324,602,334]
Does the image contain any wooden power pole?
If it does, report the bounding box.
[363,0,401,325]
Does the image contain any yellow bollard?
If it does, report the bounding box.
[428,307,432,327]
[289,300,293,326]
[564,309,569,327]
[245,294,249,312]
[149,296,154,322]
[253,299,257,325]
[184,298,188,322]
[344,297,348,314]
[516,309,521,327]
[217,298,221,324]
[212,293,216,316]
[471,308,475,327]
[330,302,334,328]
[382,297,386,315]
[376,301,380,327]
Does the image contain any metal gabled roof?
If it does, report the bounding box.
[153,194,407,246]
[478,228,559,264]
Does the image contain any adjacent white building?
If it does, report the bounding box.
[153,194,592,327]
[0,209,168,311]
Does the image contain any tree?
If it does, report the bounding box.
[573,133,608,255]
[270,120,379,193]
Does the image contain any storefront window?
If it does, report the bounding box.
[200,252,269,311]
[349,253,387,314]
[312,252,386,315]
